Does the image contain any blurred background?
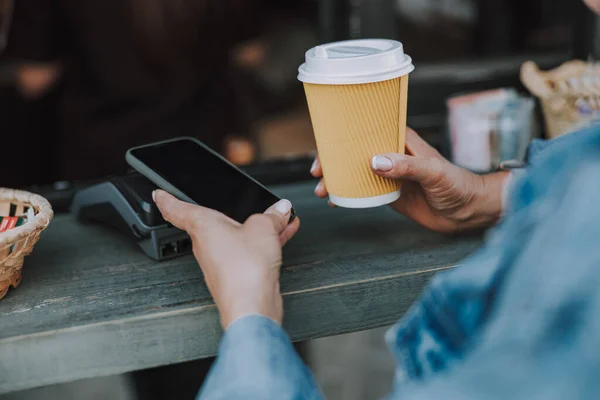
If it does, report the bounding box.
[0,0,594,189]
[0,0,597,399]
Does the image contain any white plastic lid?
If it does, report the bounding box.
[298,39,414,85]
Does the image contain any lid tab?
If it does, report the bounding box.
[314,46,329,59]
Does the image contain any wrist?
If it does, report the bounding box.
[219,279,283,329]
[460,171,509,231]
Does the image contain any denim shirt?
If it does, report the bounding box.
[199,126,600,400]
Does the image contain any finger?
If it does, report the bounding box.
[153,190,214,232]
[405,128,442,159]
[371,153,444,185]
[327,200,337,208]
[310,155,323,178]
[279,217,300,246]
[262,199,294,235]
[314,179,328,198]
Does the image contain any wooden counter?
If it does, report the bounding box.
[0,182,482,394]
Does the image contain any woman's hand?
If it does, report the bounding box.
[312,128,508,234]
[153,190,300,328]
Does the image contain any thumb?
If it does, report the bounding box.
[371,153,444,185]
[262,199,293,235]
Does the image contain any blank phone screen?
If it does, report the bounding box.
[130,139,281,223]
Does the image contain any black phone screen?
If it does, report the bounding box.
[129,139,282,223]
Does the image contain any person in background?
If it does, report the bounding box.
[152,0,600,397]
[4,1,266,397]
[4,0,264,182]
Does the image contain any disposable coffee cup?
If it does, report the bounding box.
[298,39,414,208]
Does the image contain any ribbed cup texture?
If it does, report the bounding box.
[304,76,409,199]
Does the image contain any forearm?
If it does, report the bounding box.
[198,315,323,400]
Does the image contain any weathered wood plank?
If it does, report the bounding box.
[0,182,482,393]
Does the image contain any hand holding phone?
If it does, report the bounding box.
[144,152,301,329]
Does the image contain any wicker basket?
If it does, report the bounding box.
[0,188,53,300]
[521,60,591,139]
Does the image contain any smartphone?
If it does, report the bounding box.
[126,137,295,224]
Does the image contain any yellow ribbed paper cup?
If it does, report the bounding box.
[298,39,414,208]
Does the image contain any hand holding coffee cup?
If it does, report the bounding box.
[298,39,414,208]
[312,128,507,234]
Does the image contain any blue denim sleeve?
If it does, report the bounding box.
[385,125,600,399]
[197,315,323,400]
[504,127,600,213]
[526,127,600,166]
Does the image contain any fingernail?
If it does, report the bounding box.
[152,190,157,202]
[310,158,318,173]
[274,199,293,215]
[371,156,393,171]
[314,180,323,194]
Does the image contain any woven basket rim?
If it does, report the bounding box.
[0,188,54,248]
